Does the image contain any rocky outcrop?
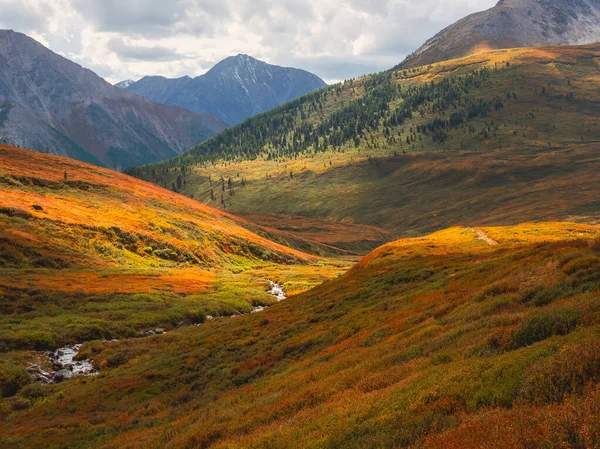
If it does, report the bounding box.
[28,344,97,384]
[401,0,600,68]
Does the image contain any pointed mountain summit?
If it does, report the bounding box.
[402,0,600,68]
[0,30,224,168]
[127,55,327,126]
[114,79,135,89]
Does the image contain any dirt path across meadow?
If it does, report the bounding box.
[471,228,499,246]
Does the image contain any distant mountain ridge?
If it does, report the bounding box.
[127,55,327,126]
[114,79,135,89]
[0,30,225,168]
[401,0,600,68]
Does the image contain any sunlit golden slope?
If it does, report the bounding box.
[0,144,316,269]
[0,144,347,349]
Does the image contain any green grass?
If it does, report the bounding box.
[3,45,600,449]
[0,273,276,351]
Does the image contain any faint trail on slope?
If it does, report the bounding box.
[470,228,499,246]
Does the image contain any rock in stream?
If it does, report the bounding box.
[29,344,97,384]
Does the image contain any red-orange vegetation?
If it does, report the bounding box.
[0,269,215,294]
[0,144,316,268]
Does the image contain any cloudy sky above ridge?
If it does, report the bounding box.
[0,0,497,84]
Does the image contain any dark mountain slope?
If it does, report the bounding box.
[0,30,225,168]
[128,54,327,126]
[127,75,192,105]
[401,0,600,68]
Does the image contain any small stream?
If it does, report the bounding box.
[269,281,287,301]
[28,344,97,384]
[251,281,287,313]
[29,281,286,384]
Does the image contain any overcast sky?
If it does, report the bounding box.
[0,0,497,84]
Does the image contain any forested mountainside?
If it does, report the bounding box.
[128,44,600,237]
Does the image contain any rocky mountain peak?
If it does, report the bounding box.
[115,79,135,89]
[401,0,600,67]
[0,30,224,168]
[127,55,327,126]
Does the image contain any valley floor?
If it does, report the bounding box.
[2,222,600,448]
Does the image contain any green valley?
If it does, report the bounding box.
[0,146,347,351]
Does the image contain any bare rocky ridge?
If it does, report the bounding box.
[128,55,327,126]
[402,0,600,68]
[0,30,225,168]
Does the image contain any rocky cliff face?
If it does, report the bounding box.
[402,0,600,68]
[128,55,327,126]
[0,30,225,168]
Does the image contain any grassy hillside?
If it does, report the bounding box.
[129,44,600,239]
[2,222,600,447]
[0,145,347,349]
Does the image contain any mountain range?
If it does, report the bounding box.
[0,31,326,169]
[402,0,600,68]
[0,30,226,169]
[126,0,600,240]
[125,54,328,126]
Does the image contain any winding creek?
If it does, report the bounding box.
[29,281,286,384]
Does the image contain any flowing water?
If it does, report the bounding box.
[31,281,287,383]
[29,344,97,384]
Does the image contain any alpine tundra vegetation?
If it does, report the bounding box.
[1,0,600,448]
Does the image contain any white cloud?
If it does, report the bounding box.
[0,0,498,84]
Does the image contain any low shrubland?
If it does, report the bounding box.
[2,223,600,448]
